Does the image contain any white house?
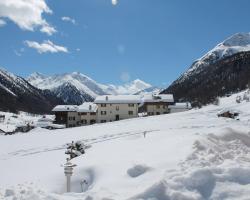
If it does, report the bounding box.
[94,95,141,123]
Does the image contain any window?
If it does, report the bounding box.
[81,113,87,116]
[90,112,96,115]
[156,112,160,115]
[116,106,119,111]
[128,111,133,115]
[128,104,134,107]
[101,104,106,107]
[81,120,87,124]
[68,116,74,121]
[101,111,107,115]
[90,120,96,124]
[101,120,106,123]
[156,105,161,109]
[148,112,154,116]
[73,117,75,121]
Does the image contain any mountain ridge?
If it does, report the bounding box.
[161,32,250,105]
[27,72,156,104]
[0,67,64,114]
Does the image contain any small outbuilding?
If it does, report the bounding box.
[169,102,192,113]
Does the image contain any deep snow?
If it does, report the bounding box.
[1,91,250,199]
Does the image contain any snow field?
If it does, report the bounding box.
[1,91,250,199]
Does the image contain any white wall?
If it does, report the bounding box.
[96,103,138,123]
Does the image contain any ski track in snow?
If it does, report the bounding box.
[0,130,160,159]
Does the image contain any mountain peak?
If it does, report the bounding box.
[130,79,152,88]
[177,32,250,83]
[222,32,250,47]
[29,72,47,79]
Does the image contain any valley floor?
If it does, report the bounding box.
[1,91,250,199]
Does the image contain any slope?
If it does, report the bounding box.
[1,90,250,199]
[161,33,250,105]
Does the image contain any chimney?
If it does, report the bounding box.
[106,96,109,101]
[89,105,92,110]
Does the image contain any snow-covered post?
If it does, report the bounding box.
[64,158,77,192]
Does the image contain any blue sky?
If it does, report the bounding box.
[0,0,250,86]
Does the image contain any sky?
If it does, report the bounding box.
[0,0,250,87]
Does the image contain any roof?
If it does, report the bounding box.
[94,95,142,104]
[37,116,54,122]
[78,102,98,113]
[52,105,78,112]
[169,102,192,109]
[142,94,174,103]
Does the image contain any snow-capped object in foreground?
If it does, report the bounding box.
[179,32,250,82]
[1,90,250,199]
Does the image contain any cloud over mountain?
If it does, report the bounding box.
[0,0,56,35]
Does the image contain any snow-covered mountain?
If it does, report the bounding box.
[99,79,153,95]
[162,32,250,105]
[178,32,250,83]
[0,68,63,114]
[27,72,155,104]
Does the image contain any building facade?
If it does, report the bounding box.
[51,94,191,128]
[94,95,141,123]
[78,102,97,125]
[52,105,79,128]
[141,94,174,116]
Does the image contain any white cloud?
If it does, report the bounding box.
[0,19,6,27]
[24,40,68,54]
[0,0,56,35]
[76,48,81,52]
[120,72,130,82]
[40,23,57,35]
[111,0,118,5]
[61,16,76,25]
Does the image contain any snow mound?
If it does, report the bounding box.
[127,164,151,178]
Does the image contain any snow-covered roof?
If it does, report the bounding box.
[169,102,192,109]
[78,102,98,113]
[0,124,16,133]
[142,94,174,103]
[52,105,78,112]
[37,116,54,122]
[94,95,142,104]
